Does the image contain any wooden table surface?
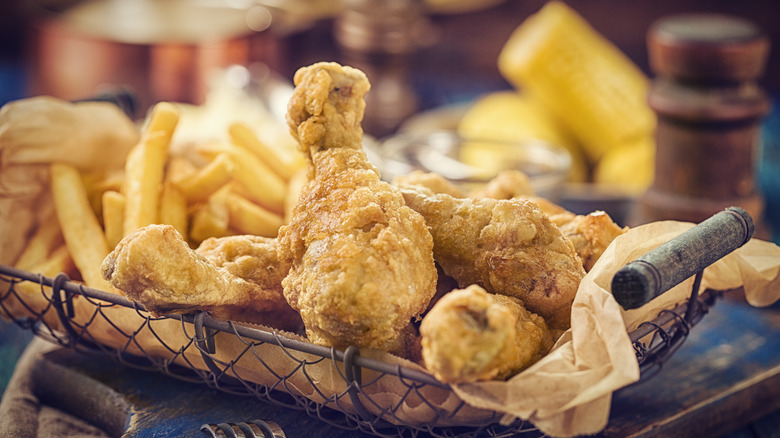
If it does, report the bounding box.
[601,293,780,437]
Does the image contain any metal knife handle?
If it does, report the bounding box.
[612,206,754,309]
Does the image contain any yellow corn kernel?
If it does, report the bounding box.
[457,90,588,182]
[498,1,655,162]
[594,135,655,194]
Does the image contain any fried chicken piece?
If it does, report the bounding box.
[398,185,584,329]
[278,62,437,354]
[420,285,553,383]
[196,234,288,292]
[195,234,302,331]
[555,211,627,271]
[504,198,627,272]
[465,171,628,270]
[397,170,626,272]
[392,170,466,198]
[503,201,626,272]
[102,224,301,332]
[468,169,535,199]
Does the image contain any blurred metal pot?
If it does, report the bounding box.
[25,0,306,116]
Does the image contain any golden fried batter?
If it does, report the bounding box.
[420,285,553,383]
[392,170,466,198]
[102,225,301,332]
[468,169,535,199]
[508,200,627,272]
[397,170,627,273]
[555,211,627,271]
[399,185,584,329]
[197,234,287,294]
[278,62,437,354]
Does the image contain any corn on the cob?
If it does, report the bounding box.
[457,90,588,182]
[594,135,655,194]
[498,1,655,162]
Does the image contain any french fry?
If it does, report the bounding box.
[14,219,64,271]
[83,170,126,222]
[224,191,284,237]
[8,245,74,328]
[88,171,125,194]
[82,172,106,219]
[123,102,180,236]
[50,162,113,291]
[165,155,198,185]
[102,190,125,249]
[175,152,234,202]
[159,181,188,238]
[228,122,303,181]
[188,191,231,244]
[226,144,287,213]
[192,139,232,160]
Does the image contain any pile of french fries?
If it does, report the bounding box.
[13,101,304,294]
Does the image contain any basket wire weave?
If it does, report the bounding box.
[0,263,717,437]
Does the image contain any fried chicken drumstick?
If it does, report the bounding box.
[395,170,627,273]
[102,224,301,332]
[420,285,553,383]
[398,184,585,329]
[278,62,437,354]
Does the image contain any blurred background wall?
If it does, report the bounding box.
[1,0,778,109]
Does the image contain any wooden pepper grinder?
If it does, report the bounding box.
[632,13,771,234]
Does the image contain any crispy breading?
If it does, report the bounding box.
[392,170,466,198]
[468,169,535,199]
[196,234,286,290]
[278,62,437,354]
[399,185,584,329]
[510,199,627,272]
[102,224,301,332]
[555,211,627,271]
[398,170,627,273]
[420,285,553,383]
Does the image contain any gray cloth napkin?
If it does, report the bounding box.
[0,337,109,437]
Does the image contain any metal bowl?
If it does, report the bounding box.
[374,130,572,200]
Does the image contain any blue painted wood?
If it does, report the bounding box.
[0,320,33,395]
[757,100,780,245]
[602,294,780,437]
[32,347,369,438]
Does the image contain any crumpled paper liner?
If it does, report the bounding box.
[0,96,139,267]
[501,220,780,437]
[0,96,139,172]
[3,219,778,437]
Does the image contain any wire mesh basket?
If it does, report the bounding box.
[0,266,717,438]
[0,207,754,437]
